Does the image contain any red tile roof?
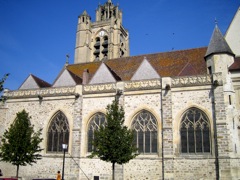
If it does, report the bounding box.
[67,61,102,81]
[31,74,51,88]
[67,47,208,82]
[229,57,240,71]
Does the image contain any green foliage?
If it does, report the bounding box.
[0,73,9,102]
[89,100,138,164]
[0,73,9,93]
[0,109,43,177]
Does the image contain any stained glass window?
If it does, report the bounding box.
[180,108,211,154]
[131,110,158,154]
[47,111,69,153]
[87,112,106,152]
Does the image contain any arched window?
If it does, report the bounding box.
[180,108,211,154]
[131,110,158,154]
[87,112,106,152]
[94,37,100,60]
[102,36,108,59]
[47,111,69,153]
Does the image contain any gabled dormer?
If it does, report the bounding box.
[52,66,82,87]
[89,62,120,84]
[19,74,51,90]
[131,57,160,81]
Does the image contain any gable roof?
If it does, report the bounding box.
[67,47,208,82]
[19,74,51,90]
[31,74,51,88]
[225,7,240,57]
[225,7,240,37]
[131,57,160,80]
[52,67,82,87]
[89,62,118,84]
[67,61,102,81]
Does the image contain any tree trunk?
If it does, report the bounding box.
[112,162,115,180]
[16,165,19,178]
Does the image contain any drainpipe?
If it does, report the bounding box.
[161,77,165,180]
[211,75,220,180]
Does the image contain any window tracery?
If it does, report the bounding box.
[180,108,211,154]
[87,112,106,152]
[47,111,69,153]
[131,110,158,154]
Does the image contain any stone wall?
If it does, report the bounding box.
[1,77,240,179]
[0,95,78,180]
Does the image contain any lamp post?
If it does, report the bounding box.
[62,143,68,180]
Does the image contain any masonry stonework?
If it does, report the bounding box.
[1,1,240,179]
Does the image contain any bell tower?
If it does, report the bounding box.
[74,0,129,64]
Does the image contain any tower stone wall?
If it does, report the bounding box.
[74,0,129,64]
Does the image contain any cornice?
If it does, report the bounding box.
[83,83,116,94]
[4,87,76,99]
[4,74,222,98]
[124,79,161,91]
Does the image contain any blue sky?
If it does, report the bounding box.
[0,0,239,90]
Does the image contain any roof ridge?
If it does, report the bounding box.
[104,63,122,81]
[118,47,208,59]
[30,74,51,87]
[94,46,209,63]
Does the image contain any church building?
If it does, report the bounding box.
[1,0,240,179]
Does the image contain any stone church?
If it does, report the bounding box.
[1,0,240,179]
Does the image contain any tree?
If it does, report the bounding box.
[0,73,9,101]
[89,99,138,180]
[0,109,43,178]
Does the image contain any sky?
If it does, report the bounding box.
[0,0,239,90]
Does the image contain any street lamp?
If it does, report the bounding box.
[62,143,68,180]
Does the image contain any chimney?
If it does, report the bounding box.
[82,69,89,85]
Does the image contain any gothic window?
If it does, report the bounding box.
[180,108,211,154]
[101,9,105,20]
[113,9,116,17]
[120,49,124,57]
[87,112,106,152]
[47,111,69,153]
[94,37,100,60]
[131,110,158,154]
[102,36,108,59]
[109,11,112,18]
